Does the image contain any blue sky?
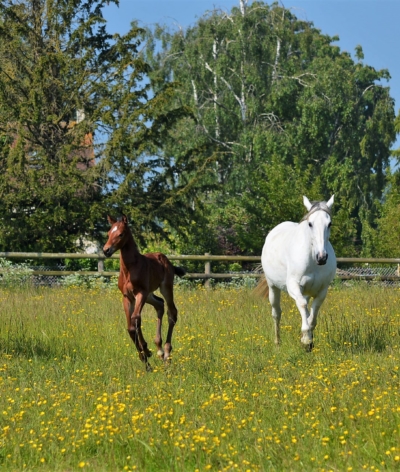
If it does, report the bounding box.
[103,0,399,151]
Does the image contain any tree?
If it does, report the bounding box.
[143,1,396,255]
[0,0,195,252]
[366,170,400,257]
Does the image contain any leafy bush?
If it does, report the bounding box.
[0,258,33,287]
[61,274,118,289]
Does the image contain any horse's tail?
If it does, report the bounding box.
[174,266,186,278]
[253,274,269,299]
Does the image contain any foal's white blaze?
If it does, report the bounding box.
[111,226,118,233]
[261,195,336,348]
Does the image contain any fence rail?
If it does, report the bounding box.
[0,252,400,282]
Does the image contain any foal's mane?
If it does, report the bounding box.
[116,216,139,250]
[300,201,332,223]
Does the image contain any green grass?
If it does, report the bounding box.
[0,284,399,471]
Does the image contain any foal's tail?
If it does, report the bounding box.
[253,274,269,299]
[174,266,186,278]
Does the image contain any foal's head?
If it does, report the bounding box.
[302,195,334,265]
[103,215,131,258]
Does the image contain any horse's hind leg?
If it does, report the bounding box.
[159,281,178,362]
[269,286,282,345]
[146,293,165,359]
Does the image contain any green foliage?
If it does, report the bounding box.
[0,257,33,286]
[370,170,400,257]
[64,258,98,272]
[61,274,118,289]
[144,1,396,256]
[0,0,196,253]
[0,0,397,256]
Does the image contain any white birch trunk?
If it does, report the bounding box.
[239,0,247,16]
[212,39,220,139]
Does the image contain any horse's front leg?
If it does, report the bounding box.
[124,292,152,371]
[268,286,282,345]
[287,282,312,348]
[307,289,328,338]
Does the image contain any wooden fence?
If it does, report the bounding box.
[0,252,400,283]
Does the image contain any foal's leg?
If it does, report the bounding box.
[269,286,282,345]
[287,281,313,347]
[124,292,152,370]
[146,293,165,359]
[160,282,178,362]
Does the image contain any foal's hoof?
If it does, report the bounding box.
[156,349,164,359]
[145,362,153,372]
[164,354,172,364]
[139,350,152,363]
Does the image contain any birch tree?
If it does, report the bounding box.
[145,1,396,255]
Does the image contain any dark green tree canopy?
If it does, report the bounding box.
[0,0,196,252]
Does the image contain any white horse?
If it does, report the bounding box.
[258,196,336,350]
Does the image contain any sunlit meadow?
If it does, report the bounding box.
[0,283,399,471]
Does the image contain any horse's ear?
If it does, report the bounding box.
[122,214,128,224]
[303,196,312,211]
[107,215,117,225]
[326,195,334,209]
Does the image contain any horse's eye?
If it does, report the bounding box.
[328,222,332,228]
[308,222,312,228]
[119,233,124,238]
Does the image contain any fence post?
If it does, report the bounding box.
[98,255,105,273]
[204,252,211,289]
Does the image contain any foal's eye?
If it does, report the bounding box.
[119,233,124,238]
[308,222,312,228]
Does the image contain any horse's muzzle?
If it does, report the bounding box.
[103,247,114,258]
[316,253,328,265]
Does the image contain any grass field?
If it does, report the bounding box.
[0,283,399,471]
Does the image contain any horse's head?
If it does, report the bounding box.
[303,195,334,265]
[103,214,130,258]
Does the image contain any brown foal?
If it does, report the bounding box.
[103,215,185,371]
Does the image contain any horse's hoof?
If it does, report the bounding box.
[145,362,153,372]
[156,349,164,359]
[139,350,152,362]
[163,350,172,364]
[305,342,314,352]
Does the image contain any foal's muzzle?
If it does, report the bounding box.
[103,247,114,258]
[316,253,328,265]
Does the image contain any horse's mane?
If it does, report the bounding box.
[117,216,139,250]
[300,201,332,223]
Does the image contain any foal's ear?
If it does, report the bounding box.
[107,215,117,225]
[326,195,334,209]
[303,196,312,211]
[121,214,128,224]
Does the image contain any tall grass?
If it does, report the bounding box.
[0,284,399,471]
